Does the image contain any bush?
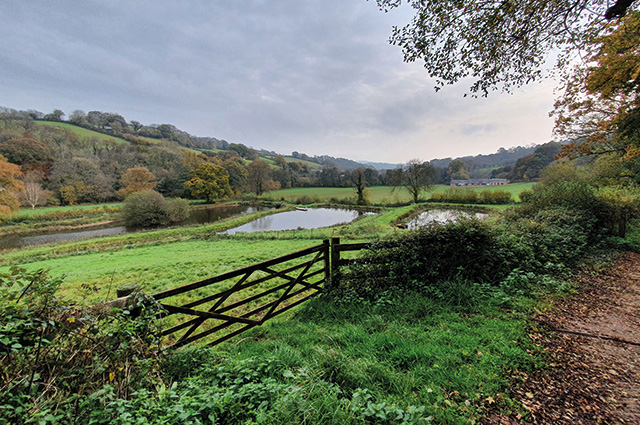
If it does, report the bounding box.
[430,188,512,204]
[121,191,189,227]
[0,267,162,424]
[479,189,512,204]
[341,219,515,292]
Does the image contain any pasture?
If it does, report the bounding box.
[264,183,535,204]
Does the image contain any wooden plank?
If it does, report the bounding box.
[160,275,325,338]
[168,281,323,348]
[336,242,371,252]
[159,272,324,338]
[171,260,314,313]
[160,304,258,325]
[262,249,322,320]
[152,243,326,300]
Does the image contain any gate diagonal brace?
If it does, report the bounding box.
[161,304,259,326]
[260,250,323,324]
[174,271,255,345]
[260,266,316,289]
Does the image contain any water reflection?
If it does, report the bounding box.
[406,209,489,229]
[1,204,265,250]
[226,208,372,234]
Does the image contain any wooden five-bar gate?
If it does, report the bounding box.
[150,238,370,349]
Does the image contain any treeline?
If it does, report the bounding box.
[0,112,393,208]
[0,106,558,209]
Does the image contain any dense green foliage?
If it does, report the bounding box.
[0,267,162,424]
[430,188,512,204]
[122,192,189,227]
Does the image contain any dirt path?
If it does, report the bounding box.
[486,252,640,424]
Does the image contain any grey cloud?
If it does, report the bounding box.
[0,1,555,162]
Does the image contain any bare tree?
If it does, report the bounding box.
[399,159,436,203]
[22,171,45,209]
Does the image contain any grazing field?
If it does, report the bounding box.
[35,121,131,143]
[0,205,405,303]
[264,183,535,204]
[11,202,124,218]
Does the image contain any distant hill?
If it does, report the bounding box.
[3,105,544,176]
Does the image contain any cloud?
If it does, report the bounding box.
[0,1,557,163]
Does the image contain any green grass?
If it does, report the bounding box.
[35,121,129,144]
[265,183,536,205]
[6,238,323,303]
[157,288,540,424]
[12,202,123,218]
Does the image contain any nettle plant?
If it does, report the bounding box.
[0,267,164,423]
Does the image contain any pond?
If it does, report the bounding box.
[1,204,265,250]
[406,209,490,230]
[225,207,373,234]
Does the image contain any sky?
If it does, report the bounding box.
[0,1,559,164]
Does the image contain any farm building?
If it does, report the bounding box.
[450,179,509,187]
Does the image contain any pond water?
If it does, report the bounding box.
[406,209,489,230]
[1,204,264,250]
[225,207,373,234]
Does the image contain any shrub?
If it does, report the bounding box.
[0,267,162,423]
[166,197,190,223]
[121,191,189,227]
[479,189,512,204]
[341,219,514,292]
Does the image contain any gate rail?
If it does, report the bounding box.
[150,238,369,349]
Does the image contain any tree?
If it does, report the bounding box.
[394,159,436,203]
[553,11,640,165]
[376,0,636,95]
[222,158,248,194]
[117,167,157,199]
[246,160,279,196]
[184,163,232,203]
[0,154,24,217]
[0,136,53,169]
[21,171,46,209]
[352,168,370,205]
[44,109,64,121]
[447,160,470,180]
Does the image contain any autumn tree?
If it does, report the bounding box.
[184,162,232,203]
[376,0,636,95]
[116,166,157,199]
[246,160,279,196]
[0,154,24,217]
[553,12,640,165]
[447,160,470,180]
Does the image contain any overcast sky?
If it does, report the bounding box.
[0,1,558,163]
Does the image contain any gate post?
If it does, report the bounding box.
[322,239,331,288]
[330,237,340,286]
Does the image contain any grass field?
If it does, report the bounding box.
[264,183,535,204]
[35,121,130,144]
[11,202,124,218]
[0,205,405,302]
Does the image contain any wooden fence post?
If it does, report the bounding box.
[322,239,331,288]
[330,237,340,285]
